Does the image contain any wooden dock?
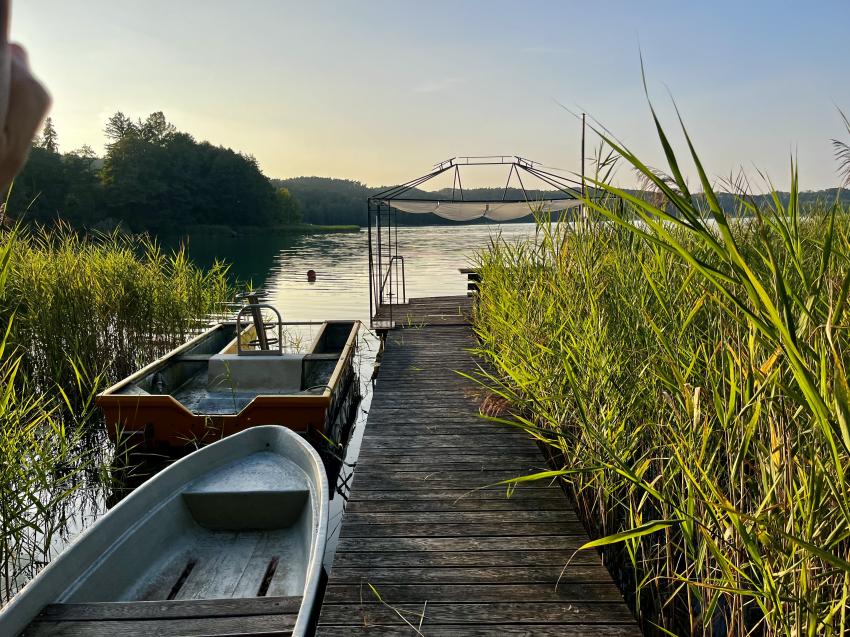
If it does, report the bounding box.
[372,295,473,327]
[316,297,639,635]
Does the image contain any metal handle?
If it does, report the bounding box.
[236,304,283,356]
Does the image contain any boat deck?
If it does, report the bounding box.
[316,298,639,635]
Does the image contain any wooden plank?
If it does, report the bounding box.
[323,582,624,604]
[178,533,262,600]
[318,601,636,625]
[341,510,576,524]
[317,625,638,636]
[36,597,300,621]
[352,460,548,473]
[327,564,621,584]
[332,549,597,568]
[343,488,564,502]
[352,460,547,473]
[352,452,545,464]
[349,476,558,490]
[335,535,583,553]
[344,497,568,513]
[339,522,585,538]
[359,436,537,449]
[25,614,294,637]
[351,471,558,486]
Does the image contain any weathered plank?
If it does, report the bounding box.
[344,497,568,513]
[24,614,294,637]
[339,522,585,538]
[344,488,562,502]
[332,549,596,568]
[323,582,624,603]
[341,510,576,524]
[326,565,622,584]
[318,626,638,637]
[335,535,582,552]
[353,460,547,473]
[319,601,636,625]
[35,597,300,621]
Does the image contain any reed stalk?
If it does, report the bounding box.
[0,224,234,605]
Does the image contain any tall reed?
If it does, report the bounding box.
[472,116,850,634]
[0,226,232,404]
[0,225,235,605]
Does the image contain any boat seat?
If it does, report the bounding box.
[207,353,303,392]
[181,452,311,530]
[25,597,299,636]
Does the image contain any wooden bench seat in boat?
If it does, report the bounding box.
[24,596,299,636]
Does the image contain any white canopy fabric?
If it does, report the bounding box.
[376,198,581,222]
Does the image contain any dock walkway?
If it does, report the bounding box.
[316,297,639,635]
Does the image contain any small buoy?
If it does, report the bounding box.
[307,269,316,282]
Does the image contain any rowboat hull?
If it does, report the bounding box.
[97,320,359,451]
[0,425,328,637]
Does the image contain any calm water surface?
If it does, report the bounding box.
[183,223,539,321]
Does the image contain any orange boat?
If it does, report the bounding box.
[97,308,359,452]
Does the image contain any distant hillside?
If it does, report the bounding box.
[274,176,850,228]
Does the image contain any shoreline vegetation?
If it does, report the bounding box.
[471,110,850,634]
[15,113,849,241]
[180,223,360,237]
[0,227,233,604]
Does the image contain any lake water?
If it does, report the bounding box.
[179,222,540,322]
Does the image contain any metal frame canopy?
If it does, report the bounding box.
[370,155,582,220]
[368,155,583,325]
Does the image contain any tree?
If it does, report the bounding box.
[104,111,136,143]
[6,109,331,233]
[39,117,58,153]
[140,111,176,145]
[276,187,301,225]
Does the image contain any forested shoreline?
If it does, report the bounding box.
[9,113,301,234]
[10,114,849,235]
[277,175,850,227]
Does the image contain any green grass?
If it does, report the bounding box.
[0,225,234,604]
[471,113,850,634]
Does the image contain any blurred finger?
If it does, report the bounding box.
[0,0,9,44]
[9,43,27,68]
[0,54,49,186]
[0,0,11,126]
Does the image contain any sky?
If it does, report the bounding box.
[12,1,850,190]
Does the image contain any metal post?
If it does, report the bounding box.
[581,113,587,223]
[394,208,400,304]
[367,200,373,323]
[246,293,269,350]
[377,203,382,310]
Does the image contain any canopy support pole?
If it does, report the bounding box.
[581,112,587,222]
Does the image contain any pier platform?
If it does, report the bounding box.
[316,297,639,635]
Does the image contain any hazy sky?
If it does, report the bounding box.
[13,1,850,190]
